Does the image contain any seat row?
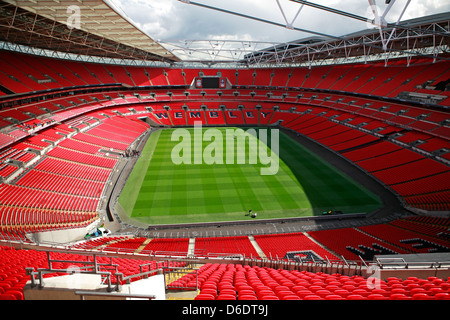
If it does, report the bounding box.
[191,263,450,300]
[0,184,99,212]
[46,147,117,169]
[34,157,111,182]
[15,170,105,197]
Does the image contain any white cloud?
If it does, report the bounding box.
[114,0,178,39]
[112,0,450,49]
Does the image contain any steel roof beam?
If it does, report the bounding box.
[289,0,449,36]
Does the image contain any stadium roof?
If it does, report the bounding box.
[242,12,450,66]
[0,0,179,62]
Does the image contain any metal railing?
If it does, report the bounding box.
[75,291,156,300]
[164,266,199,291]
[23,248,183,294]
[240,254,369,277]
[375,257,450,269]
[113,268,165,292]
[25,251,122,292]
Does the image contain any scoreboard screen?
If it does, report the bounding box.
[202,77,220,88]
[194,77,227,89]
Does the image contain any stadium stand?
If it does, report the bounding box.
[0,55,448,235]
[0,8,448,300]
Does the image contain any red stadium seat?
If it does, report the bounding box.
[434,293,450,300]
[367,293,388,300]
[260,295,279,300]
[325,294,345,300]
[217,294,236,300]
[303,294,323,300]
[346,294,367,300]
[194,293,215,300]
[238,295,258,300]
[4,290,23,300]
[390,294,411,300]
[0,293,16,300]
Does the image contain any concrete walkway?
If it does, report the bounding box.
[248,235,266,258]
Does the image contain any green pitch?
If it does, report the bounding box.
[118,127,381,225]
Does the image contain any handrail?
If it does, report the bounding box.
[25,267,117,292]
[358,255,369,268]
[25,251,122,291]
[116,268,164,287]
[75,290,156,300]
[376,257,408,269]
[376,257,450,269]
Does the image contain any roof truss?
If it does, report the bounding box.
[246,18,450,66]
[0,0,179,62]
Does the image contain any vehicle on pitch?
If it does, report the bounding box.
[84,227,111,240]
[322,210,344,216]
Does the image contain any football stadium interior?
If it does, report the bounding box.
[0,0,449,303]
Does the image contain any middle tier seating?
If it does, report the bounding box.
[65,217,449,273]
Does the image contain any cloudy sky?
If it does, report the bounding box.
[108,0,450,60]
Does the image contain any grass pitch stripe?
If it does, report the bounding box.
[118,127,381,225]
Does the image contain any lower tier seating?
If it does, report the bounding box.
[1,216,448,300]
[4,242,444,301]
[0,245,185,300]
[190,263,450,300]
